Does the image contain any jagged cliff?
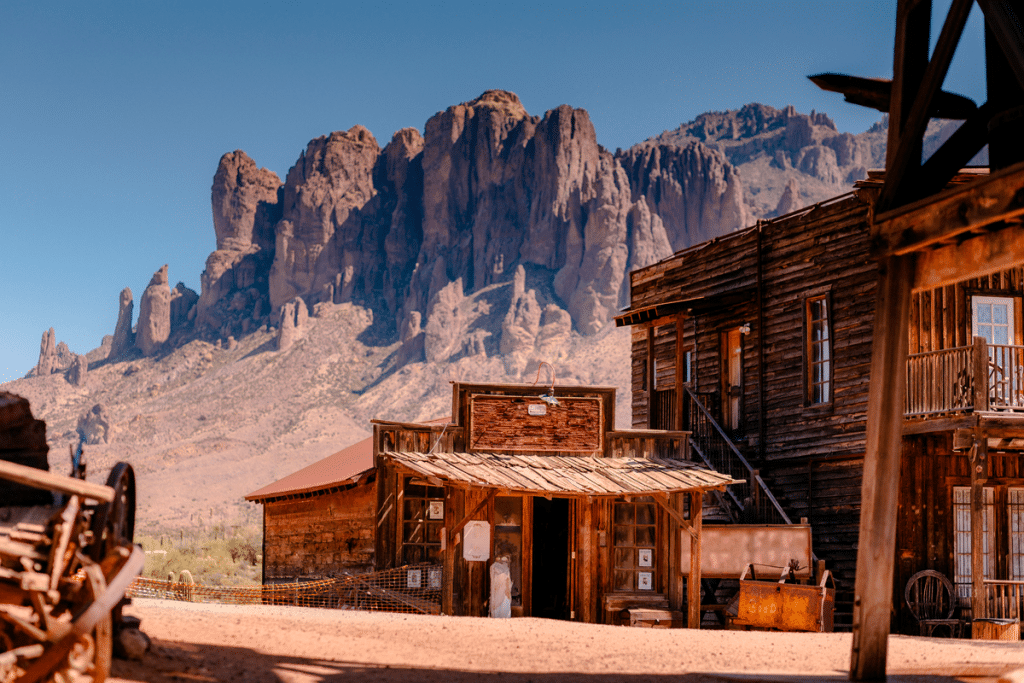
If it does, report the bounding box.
[37,94,924,381]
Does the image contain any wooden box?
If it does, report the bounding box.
[624,608,686,628]
[972,618,1020,641]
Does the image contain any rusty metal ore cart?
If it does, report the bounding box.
[1,456,143,683]
[733,562,836,633]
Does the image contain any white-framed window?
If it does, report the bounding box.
[972,296,1015,346]
[807,296,831,404]
[953,486,996,600]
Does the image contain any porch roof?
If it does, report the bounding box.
[382,450,736,496]
[614,287,756,327]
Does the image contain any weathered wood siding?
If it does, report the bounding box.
[263,483,376,582]
[627,194,876,629]
[910,268,1024,352]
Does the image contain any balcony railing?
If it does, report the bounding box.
[905,337,1024,418]
[982,579,1023,622]
[606,430,690,460]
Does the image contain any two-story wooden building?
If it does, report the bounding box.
[616,171,1024,633]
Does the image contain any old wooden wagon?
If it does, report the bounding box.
[1,392,142,683]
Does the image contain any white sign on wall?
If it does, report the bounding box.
[463,520,491,562]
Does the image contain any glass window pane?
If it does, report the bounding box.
[994,305,1008,325]
[614,547,634,569]
[978,304,992,324]
[995,327,1009,345]
[614,503,634,525]
[636,526,656,547]
[614,570,633,591]
[614,525,634,547]
[979,325,993,343]
[636,503,655,525]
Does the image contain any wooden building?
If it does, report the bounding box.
[372,381,734,625]
[616,172,1024,633]
[245,438,376,584]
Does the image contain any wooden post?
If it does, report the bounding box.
[970,436,988,621]
[688,490,703,629]
[973,336,990,411]
[850,254,914,681]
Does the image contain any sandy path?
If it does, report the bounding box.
[108,599,1024,683]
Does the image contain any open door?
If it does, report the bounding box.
[531,497,570,619]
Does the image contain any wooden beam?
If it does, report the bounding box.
[913,222,1024,291]
[916,101,993,197]
[688,490,703,630]
[448,488,496,540]
[851,254,914,681]
[970,436,989,620]
[0,460,114,503]
[881,0,931,213]
[653,493,697,540]
[873,160,1024,257]
[977,0,1024,91]
[879,0,973,212]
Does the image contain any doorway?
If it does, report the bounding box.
[531,497,569,619]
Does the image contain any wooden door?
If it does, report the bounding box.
[721,328,743,431]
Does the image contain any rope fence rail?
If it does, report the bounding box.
[127,564,443,614]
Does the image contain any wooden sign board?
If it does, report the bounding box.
[679,524,813,579]
[467,394,603,453]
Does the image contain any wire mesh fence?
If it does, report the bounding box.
[127,564,443,614]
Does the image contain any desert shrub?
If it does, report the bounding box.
[137,520,262,586]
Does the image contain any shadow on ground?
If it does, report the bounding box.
[110,638,1016,683]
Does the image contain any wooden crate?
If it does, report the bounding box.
[972,618,1020,641]
[625,608,686,628]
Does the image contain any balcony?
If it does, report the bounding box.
[905,337,1024,418]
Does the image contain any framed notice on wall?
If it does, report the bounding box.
[638,572,653,590]
[428,501,444,520]
[638,549,653,568]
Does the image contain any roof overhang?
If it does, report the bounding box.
[382,450,737,497]
[615,287,757,327]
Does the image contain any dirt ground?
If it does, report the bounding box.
[106,599,1024,683]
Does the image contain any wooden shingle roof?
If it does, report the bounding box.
[383,450,736,496]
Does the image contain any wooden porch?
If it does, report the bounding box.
[905,336,1024,433]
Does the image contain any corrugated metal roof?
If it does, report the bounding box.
[383,450,736,496]
[245,437,374,502]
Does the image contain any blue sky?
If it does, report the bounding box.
[0,1,988,382]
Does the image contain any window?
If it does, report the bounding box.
[1010,488,1024,581]
[613,497,657,591]
[402,478,445,564]
[972,296,1015,345]
[952,486,996,600]
[807,296,831,404]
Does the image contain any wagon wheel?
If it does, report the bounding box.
[89,463,136,563]
[86,462,136,655]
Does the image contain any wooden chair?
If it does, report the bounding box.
[904,570,963,638]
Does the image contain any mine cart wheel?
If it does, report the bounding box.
[89,463,136,562]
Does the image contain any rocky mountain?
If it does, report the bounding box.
[650,103,985,221]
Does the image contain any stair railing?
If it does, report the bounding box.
[685,387,792,525]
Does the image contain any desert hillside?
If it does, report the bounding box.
[4,299,631,530]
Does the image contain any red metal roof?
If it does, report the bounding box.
[244,437,374,502]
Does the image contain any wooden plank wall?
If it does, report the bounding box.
[758,199,876,462]
[910,268,1024,353]
[264,484,376,582]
